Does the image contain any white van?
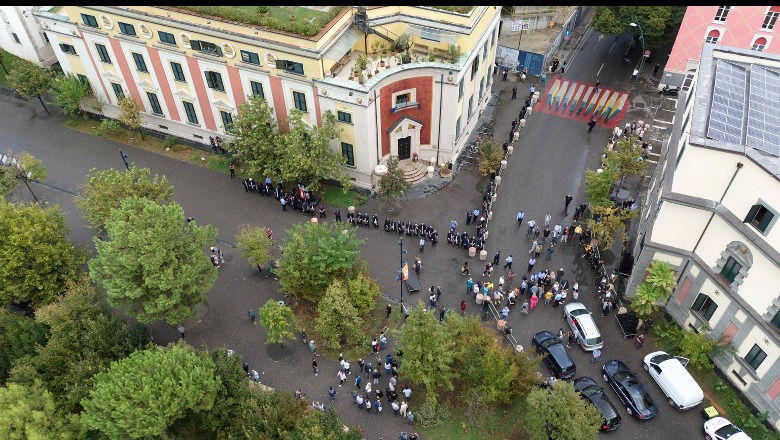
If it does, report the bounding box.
[642,351,703,410]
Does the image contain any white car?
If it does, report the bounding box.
[563,302,603,351]
[703,416,752,440]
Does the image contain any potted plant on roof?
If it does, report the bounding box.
[447,44,460,64]
[379,43,387,67]
[356,54,368,73]
[371,40,381,55]
[395,33,412,64]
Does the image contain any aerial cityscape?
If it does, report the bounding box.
[1,5,779,440]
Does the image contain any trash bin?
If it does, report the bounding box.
[310,217,318,223]
[430,156,436,167]
[479,250,487,261]
[495,175,501,186]
[514,344,524,353]
[513,131,519,141]
[427,165,434,177]
[526,106,533,116]
[497,320,506,330]
[491,193,497,202]
[476,293,484,304]
[500,160,507,170]
[469,247,476,257]
[507,145,514,155]
[519,119,526,128]
[483,230,489,240]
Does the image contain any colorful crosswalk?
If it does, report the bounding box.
[535,78,629,128]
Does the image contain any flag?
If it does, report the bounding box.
[402,263,409,281]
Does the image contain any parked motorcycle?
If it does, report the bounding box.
[659,85,680,96]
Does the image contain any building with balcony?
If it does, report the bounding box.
[627,43,780,428]
[34,6,501,189]
[662,6,780,89]
[0,6,56,67]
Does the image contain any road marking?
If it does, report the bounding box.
[652,125,670,130]
[644,159,658,164]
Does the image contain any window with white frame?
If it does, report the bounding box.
[752,36,767,51]
[691,293,718,321]
[714,6,731,22]
[762,6,780,30]
[392,89,417,110]
[706,29,721,44]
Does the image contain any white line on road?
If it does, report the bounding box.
[598,63,604,76]
[644,159,658,164]
[652,125,670,130]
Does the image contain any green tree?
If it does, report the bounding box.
[81,344,222,439]
[276,221,364,303]
[526,380,603,440]
[631,260,677,317]
[477,137,503,177]
[258,300,296,347]
[378,155,410,204]
[0,380,78,440]
[397,300,455,399]
[33,276,150,413]
[0,309,48,385]
[0,200,84,306]
[344,272,381,315]
[602,139,648,190]
[586,205,636,250]
[316,281,364,349]
[3,149,48,202]
[89,197,217,325]
[75,167,175,229]
[5,59,52,115]
[118,95,145,140]
[51,73,89,116]
[584,168,613,208]
[654,322,732,371]
[0,47,8,75]
[224,95,278,178]
[235,224,274,271]
[591,6,686,50]
[275,109,349,192]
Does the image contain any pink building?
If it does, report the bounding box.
[663,6,780,87]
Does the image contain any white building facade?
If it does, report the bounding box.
[627,43,780,428]
[0,6,56,67]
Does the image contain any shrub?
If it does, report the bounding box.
[96,119,122,137]
[163,136,178,149]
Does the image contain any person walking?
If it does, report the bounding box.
[587,117,597,133]
[527,257,536,274]
[328,386,336,401]
[503,255,513,270]
[541,72,547,88]
[591,348,602,363]
[652,63,660,77]
[248,309,256,323]
[461,262,470,276]
[312,358,319,376]
[630,68,639,83]
[386,304,392,319]
[460,300,467,315]
[516,210,525,226]
[529,293,538,310]
[493,251,501,266]
[406,410,415,426]
[526,219,536,236]
[503,69,509,81]
[564,194,573,211]
[635,334,645,349]
[354,372,361,389]
[419,236,425,253]
[511,85,517,100]
[544,213,552,228]
[280,196,287,211]
[229,162,236,178]
[466,277,474,295]
[439,306,446,322]
[546,244,555,261]
[177,324,185,339]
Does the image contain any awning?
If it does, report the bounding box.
[323,26,363,63]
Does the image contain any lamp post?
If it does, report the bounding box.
[398,237,408,303]
[119,149,130,171]
[629,21,646,72]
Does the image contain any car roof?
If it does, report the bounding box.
[705,416,734,431]
[534,330,555,341]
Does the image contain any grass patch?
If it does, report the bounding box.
[235,6,326,24]
[420,394,528,440]
[0,51,23,88]
[176,6,342,37]
[64,115,229,172]
[320,186,368,207]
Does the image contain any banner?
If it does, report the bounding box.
[402,263,409,281]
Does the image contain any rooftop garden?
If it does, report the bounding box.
[427,6,475,14]
[174,6,344,37]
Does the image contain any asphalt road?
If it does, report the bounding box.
[0,28,703,440]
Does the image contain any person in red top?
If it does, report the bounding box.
[460,300,467,316]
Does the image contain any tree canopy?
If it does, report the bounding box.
[0,309,48,385]
[276,221,364,302]
[478,137,503,177]
[584,168,613,209]
[118,95,145,140]
[226,95,350,192]
[631,259,677,318]
[5,59,52,115]
[235,224,275,271]
[0,200,84,307]
[257,300,296,346]
[0,380,78,440]
[586,205,635,251]
[591,6,686,50]
[526,380,603,440]
[51,73,89,116]
[89,197,217,325]
[76,166,175,229]
[378,155,410,203]
[397,300,455,399]
[81,343,222,439]
[316,281,364,349]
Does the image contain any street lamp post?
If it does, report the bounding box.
[119,149,130,171]
[398,237,407,303]
[629,21,646,72]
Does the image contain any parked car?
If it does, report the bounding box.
[573,376,621,432]
[703,416,753,440]
[642,351,703,410]
[563,302,604,351]
[602,359,658,420]
[532,330,576,379]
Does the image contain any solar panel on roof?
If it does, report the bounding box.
[707,60,747,145]
[747,65,780,156]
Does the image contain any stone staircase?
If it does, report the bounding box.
[398,159,429,185]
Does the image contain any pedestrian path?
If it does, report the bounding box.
[537,78,629,128]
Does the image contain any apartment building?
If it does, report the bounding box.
[0,6,56,67]
[34,6,501,189]
[628,43,780,427]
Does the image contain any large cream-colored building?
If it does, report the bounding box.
[34,6,501,189]
[628,43,780,427]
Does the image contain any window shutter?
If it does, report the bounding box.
[758,209,774,231]
[691,294,707,311]
[276,59,287,69]
[744,204,761,223]
[205,72,214,88]
[703,302,718,320]
[190,40,201,51]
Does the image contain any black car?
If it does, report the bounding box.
[602,359,658,421]
[532,330,576,379]
[573,376,622,431]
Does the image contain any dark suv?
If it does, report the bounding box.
[532,330,576,379]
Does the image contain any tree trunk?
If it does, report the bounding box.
[0,59,8,75]
[138,128,145,141]
[37,95,50,116]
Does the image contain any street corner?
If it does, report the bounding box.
[537,78,630,128]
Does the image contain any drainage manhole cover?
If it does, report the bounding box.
[634,102,646,109]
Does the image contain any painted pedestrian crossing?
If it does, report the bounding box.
[537,78,629,128]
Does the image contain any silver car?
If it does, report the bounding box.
[563,302,604,351]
